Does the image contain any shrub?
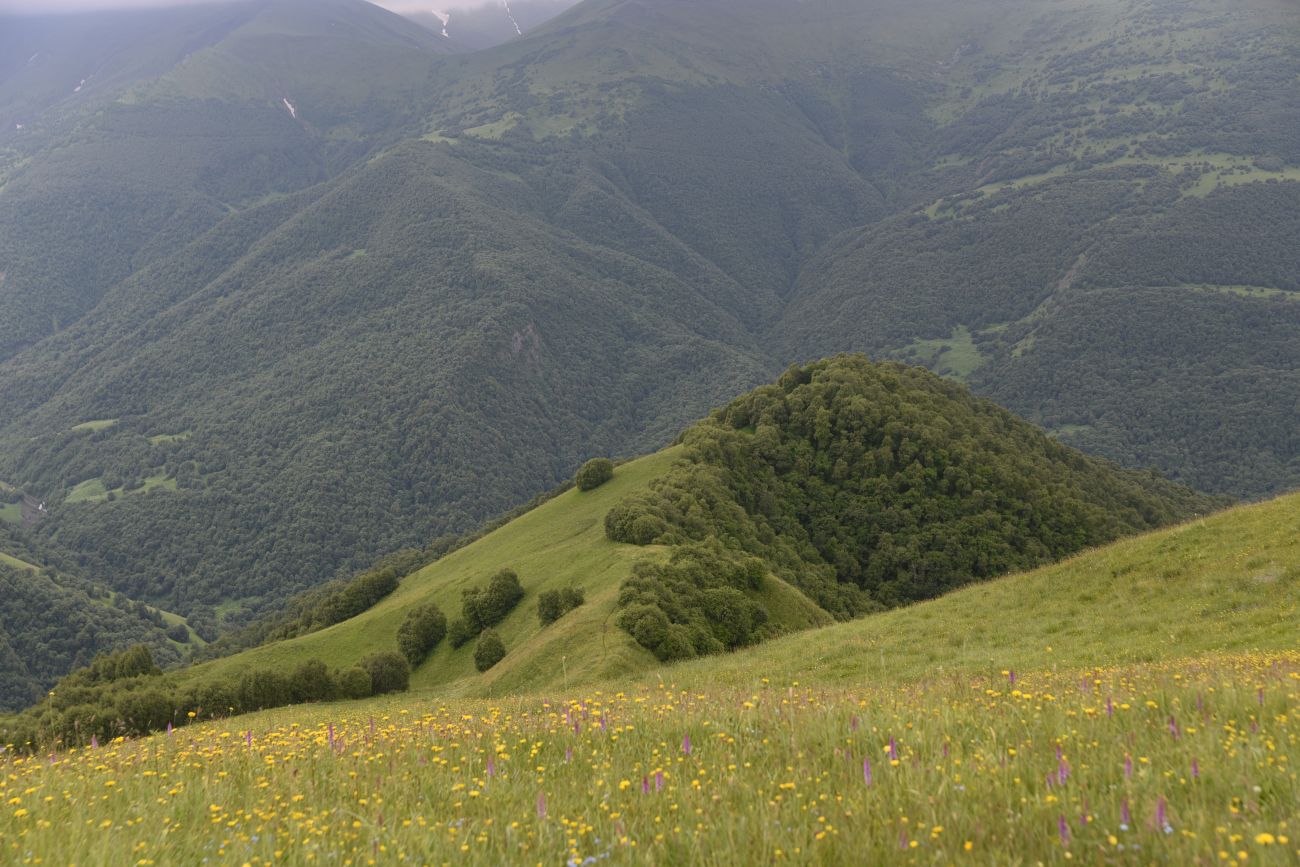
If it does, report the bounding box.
[166,623,191,643]
[361,652,410,695]
[116,689,173,736]
[448,617,477,649]
[474,630,507,672]
[288,659,336,703]
[396,603,447,665]
[59,702,117,745]
[575,458,614,491]
[616,544,772,661]
[338,666,372,700]
[238,669,291,711]
[464,569,525,630]
[537,587,585,626]
[604,499,669,545]
[66,645,162,687]
[191,679,238,719]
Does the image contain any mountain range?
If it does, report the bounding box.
[0,0,1296,692]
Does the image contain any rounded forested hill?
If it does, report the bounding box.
[607,355,1220,619]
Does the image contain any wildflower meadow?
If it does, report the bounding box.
[4,652,1297,865]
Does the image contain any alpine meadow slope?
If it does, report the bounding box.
[2,438,1297,863]
[0,0,1296,686]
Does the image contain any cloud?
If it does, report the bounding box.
[0,0,518,14]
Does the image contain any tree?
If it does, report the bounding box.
[361,652,409,695]
[288,659,336,703]
[238,669,290,711]
[474,630,506,672]
[396,604,447,665]
[537,587,585,626]
[448,617,477,649]
[575,458,615,491]
[462,569,525,631]
[338,666,372,700]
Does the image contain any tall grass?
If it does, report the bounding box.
[4,652,1296,864]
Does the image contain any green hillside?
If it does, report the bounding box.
[0,0,1296,684]
[0,357,1207,727]
[193,446,682,694]
[2,462,1296,864]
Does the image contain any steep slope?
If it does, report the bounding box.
[140,358,1212,701]
[2,528,1295,867]
[0,140,773,617]
[0,525,197,710]
[3,390,1295,733]
[402,0,581,48]
[0,0,449,360]
[774,0,1300,495]
[4,365,1297,867]
[0,0,1296,643]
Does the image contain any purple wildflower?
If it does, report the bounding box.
[863,757,873,786]
[1058,815,1071,848]
[536,792,547,820]
[682,734,692,756]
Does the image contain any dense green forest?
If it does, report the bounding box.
[608,357,1217,659]
[0,0,1296,691]
[0,526,188,710]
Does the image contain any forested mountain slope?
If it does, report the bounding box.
[0,524,196,710]
[0,0,448,360]
[0,358,1216,732]
[0,0,1295,648]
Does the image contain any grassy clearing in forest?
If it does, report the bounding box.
[70,419,119,433]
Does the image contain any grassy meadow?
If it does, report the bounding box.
[2,653,1295,865]
[3,483,1299,864]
